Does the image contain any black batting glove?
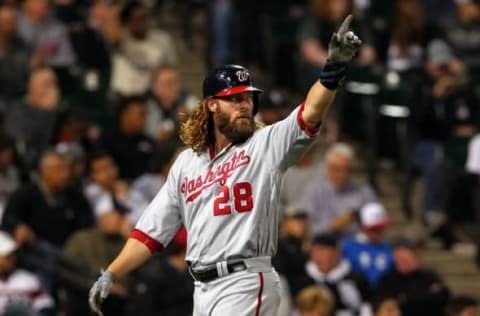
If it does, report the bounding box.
[319,15,362,90]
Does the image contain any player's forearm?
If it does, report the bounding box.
[302,81,337,126]
[106,238,152,278]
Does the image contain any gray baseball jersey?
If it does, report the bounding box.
[131,104,319,267]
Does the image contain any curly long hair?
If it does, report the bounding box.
[180,99,214,154]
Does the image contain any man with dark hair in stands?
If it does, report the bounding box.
[297,233,373,315]
[84,149,148,227]
[98,95,155,180]
[1,150,93,247]
[376,237,450,316]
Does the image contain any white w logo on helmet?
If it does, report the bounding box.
[236,70,249,82]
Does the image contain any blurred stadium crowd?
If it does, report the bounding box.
[0,0,480,315]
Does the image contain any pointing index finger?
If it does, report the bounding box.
[337,14,353,37]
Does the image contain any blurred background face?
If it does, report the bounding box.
[284,216,309,239]
[310,245,340,273]
[127,7,148,38]
[31,68,57,90]
[152,68,181,108]
[24,0,50,21]
[302,305,331,316]
[0,254,15,274]
[90,2,111,28]
[28,68,60,108]
[98,211,126,235]
[375,298,401,316]
[326,154,351,190]
[120,102,147,133]
[0,147,13,171]
[41,154,70,192]
[329,0,351,21]
[0,6,17,38]
[393,248,421,274]
[458,3,480,23]
[91,156,118,189]
[364,228,385,243]
[457,306,479,316]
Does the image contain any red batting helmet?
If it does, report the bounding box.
[202,64,262,113]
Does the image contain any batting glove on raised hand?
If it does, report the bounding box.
[327,14,362,64]
[319,14,362,90]
[88,270,115,316]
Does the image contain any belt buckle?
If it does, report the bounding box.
[229,261,247,273]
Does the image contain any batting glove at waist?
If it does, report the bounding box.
[88,270,115,316]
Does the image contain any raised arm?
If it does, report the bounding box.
[302,15,362,126]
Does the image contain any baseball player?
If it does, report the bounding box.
[89,15,361,316]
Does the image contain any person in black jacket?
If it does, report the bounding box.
[273,205,311,298]
[98,95,155,181]
[376,238,450,316]
[296,232,373,315]
[2,150,94,247]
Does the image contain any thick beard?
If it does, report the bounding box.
[215,108,255,144]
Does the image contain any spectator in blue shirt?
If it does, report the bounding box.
[342,202,394,286]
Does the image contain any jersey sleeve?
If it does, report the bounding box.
[260,103,321,172]
[130,157,182,253]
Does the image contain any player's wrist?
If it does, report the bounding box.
[318,59,348,90]
[100,269,116,282]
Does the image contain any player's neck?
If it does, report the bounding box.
[213,130,231,155]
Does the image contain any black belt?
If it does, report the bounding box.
[188,260,247,282]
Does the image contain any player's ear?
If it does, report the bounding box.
[206,97,218,113]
